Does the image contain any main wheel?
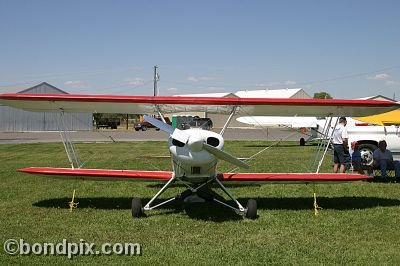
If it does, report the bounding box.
[141,125,147,131]
[245,199,257,219]
[131,198,144,218]
[300,138,305,146]
[358,143,377,165]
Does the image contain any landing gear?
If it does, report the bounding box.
[131,198,144,218]
[245,199,257,219]
[133,174,258,219]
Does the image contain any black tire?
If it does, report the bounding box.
[245,199,257,219]
[156,128,160,131]
[134,128,139,131]
[131,198,144,218]
[358,143,377,166]
[141,125,147,131]
[300,138,305,146]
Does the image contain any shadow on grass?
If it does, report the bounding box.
[33,196,400,221]
[250,196,400,210]
[33,197,242,222]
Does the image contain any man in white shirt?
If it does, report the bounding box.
[373,140,400,179]
[332,117,349,173]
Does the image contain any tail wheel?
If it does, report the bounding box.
[131,198,144,218]
[245,199,257,219]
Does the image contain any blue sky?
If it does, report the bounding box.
[0,0,399,99]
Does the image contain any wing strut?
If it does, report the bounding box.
[220,106,238,136]
[155,105,167,124]
[57,111,82,169]
[310,116,339,173]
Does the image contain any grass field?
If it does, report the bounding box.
[1,141,400,265]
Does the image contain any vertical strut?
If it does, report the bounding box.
[220,106,237,136]
[310,116,339,173]
[156,106,166,124]
[58,111,82,169]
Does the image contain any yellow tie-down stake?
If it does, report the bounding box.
[313,192,322,216]
[68,189,79,212]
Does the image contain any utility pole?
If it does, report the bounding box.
[153,65,159,96]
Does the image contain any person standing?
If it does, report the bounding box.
[332,117,349,173]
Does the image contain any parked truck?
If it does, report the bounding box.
[237,116,400,165]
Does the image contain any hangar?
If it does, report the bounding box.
[0,82,93,132]
[176,88,311,128]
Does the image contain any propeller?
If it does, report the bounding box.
[203,143,249,169]
[143,115,249,169]
[144,115,189,144]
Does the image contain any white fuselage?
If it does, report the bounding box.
[237,116,400,154]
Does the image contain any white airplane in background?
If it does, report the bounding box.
[237,115,400,165]
[0,93,398,219]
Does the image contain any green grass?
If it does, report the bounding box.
[1,141,400,265]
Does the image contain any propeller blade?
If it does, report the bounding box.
[171,128,190,144]
[203,143,249,169]
[144,115,190,144]
[143,115,174,134]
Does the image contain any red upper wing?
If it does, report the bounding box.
[1,94,398,117]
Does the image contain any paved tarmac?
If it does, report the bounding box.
[2,128,399,160]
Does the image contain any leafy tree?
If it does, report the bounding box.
[313,92,333,99]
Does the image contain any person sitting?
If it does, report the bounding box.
[373,140,400,180]
[351,141,373,176]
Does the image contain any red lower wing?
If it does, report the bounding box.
[18,167,173,181]
[19,167,370,182]
[219,173,370,182]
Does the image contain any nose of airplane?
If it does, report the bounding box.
[187,134,204,152]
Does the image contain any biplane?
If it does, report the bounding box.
[0,93,398,219]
